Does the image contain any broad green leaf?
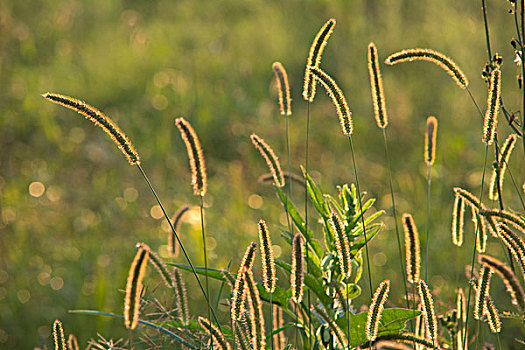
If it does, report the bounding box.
[349,198,376,227]
[336,308,420,348]
[301,166,330,218]
[275,259,331,307]
[275,186,323,259]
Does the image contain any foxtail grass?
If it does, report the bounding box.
[231,266,247,322]
[273,62,292,116]
[314,304,349,348]
[452,193,466,247]
[42,93,140,164]
[473,265,493,320]
[302,18,336,102]
[482,68,501,145]
[244,269,266,350]
[402,213,421,284]
[496,223,525,273]
[258,219,276,293]
[198,316,231,350]
[489,134,517,201]
[472,207,487,253]
[291,233,304,303]
[68,334,79,350]
[366,280,391,341]
[138,244,173,288]
[456,288,467,350]
[479,254,525,311]
[53,319,66,350]
[484,295,501,333]
[251,134,285,187]
[168,205,190,257]
[480,208,525,233]
[417,280,438,345]
[173,267,189,325]
[124,243,150,330]
[308,66,353,135]
[385,48,468,88]
[368,42,388,128]
[329,210,352,278]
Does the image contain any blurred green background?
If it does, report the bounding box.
[1,0,524,348]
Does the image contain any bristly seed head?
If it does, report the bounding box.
[258,219,276,293]
[250,133,285,187]
[366,280,391,341]
[385,48,468,88]
[124,243,150,330]
[53,319,66,350]
[402,213,421,284]
[291,233,305,303]
[417,280,438,344]
[244,269,266,350]
[173,267,189,325]
[329,211,351,278]
[489,134,517,201]
[482,68,501,145]
[175,117,208,196]
[272,62,292,116]
[308,66,353,135]
[425,116,438,166]
[452,193,465,247]
[496,223,525,275]
[474,265,493,320]
[168,205,191,257]
[198,316,231,350]
[368,42,389,128]
[42,92,140,165]
[303,18,336,102]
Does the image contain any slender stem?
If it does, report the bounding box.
[135,164,221,329]
[521,0,525,153]
[270,293,274,350]
[462,144,489,350]
[348,136,373,297]
[304,102,312,348]
[481,0,492,60]
[381,129,411,309]
[425,163,431,282]
[199,195,212,341]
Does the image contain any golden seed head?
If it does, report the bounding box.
[258,219,276,293]
[272,62,292,116]
[366,280,391,341]
[385,48,468,88]
[43,92,140,165]
[425,116,438,165]
[368,42,389,128]
[489,134,517,200]
[250,133,285,187]
[124,243,150,330]
[452,194,465,247]
[175,117,207,196]
[291,233,305,303]
[402,213,421,284]
[53,319,66,350]
[482,68,501,145]
[198,316,231,350]
[417,280,438,343]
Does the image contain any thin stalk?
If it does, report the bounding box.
[135,164,220,328]
[199,195,212,341]
[381,129,410,309]
[286,115,294,232]
[521,0,525,153]
[462,144,489,350]
[425,163,431,282]
[270,293,274,350]
[348,136,373,297]
[481,0,493,59]
[304,102,312,348]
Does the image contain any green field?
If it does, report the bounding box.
[1,0,524,348]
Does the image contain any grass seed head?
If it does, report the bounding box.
[250,134,285,187]
[272,62,292,116]
[482,68,501,145]
[124,243,150,330]
[425,116,438,165]
[402,213,421,283]
[368,42,389,128]
[258,219,276,293]
[366,280,391,341]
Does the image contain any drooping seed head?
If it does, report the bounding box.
[250,134,285,187]
[258,219,276,293]
[479,254,525,311]
[425,116,438,166]
[42,93,140,164]
[489,134,517,200]
[484,295,502,333]
[473,265,493,320]
[198,316,231,350]
[471,207,487,253]
[480,208,525,233]
[272,62,292,116]
[496,223,525,274]
[241,241,258,271]
[231,266,247,322]
[417,280,438,344]
[68,334,79,350]
[452,194,465,247]
[368,42,389,128]
[482,68,501,145]
[168,204,191,257]
[173,267,189,325]
[366,280,391,341]
[138,243,173,288]
[124,243,150,330]
[385,48,468,88]
[291,233,305,303]
[402,213,421,284]
[233,320,251,350]
[244,269,266,350]
[175,117,207,196]
[53,319,66,350]
[329,211,352,278]
[453,187,482,210]
[308,66,353,135]
[303,18,336,102]
[221,268,236,288]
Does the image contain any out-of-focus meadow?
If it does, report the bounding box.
[1,0,524,348]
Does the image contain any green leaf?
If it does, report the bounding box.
[257,283,291,308]
[275,259,331,308]
[168,264,226,282]
[349,198,376,227]
[350,225,381,255]
[275,186,323,259]
[336,308,420,348]
[301,166,330,218]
